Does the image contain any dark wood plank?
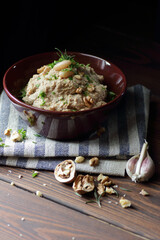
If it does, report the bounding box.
[0,166,159,240]
[0,180,143,240]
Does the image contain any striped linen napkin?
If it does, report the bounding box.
[0,85,150,176]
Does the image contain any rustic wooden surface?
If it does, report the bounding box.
[0,36,160,240]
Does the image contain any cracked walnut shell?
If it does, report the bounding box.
[54,160,76,184]
[73,174,95,195]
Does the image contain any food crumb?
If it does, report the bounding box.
[10,182,15,186]
[18,175,23,179]
[21,217,25,221]
[75,156,85,163]
[10,130,22,142]
[113,184,118,188]
[4,128,11,136]
[119,197,131,208]
[36,191,43,197]
[139,189,149,196]
[89,157,99,167]
[106,187,116,195]
[97,127,106,137]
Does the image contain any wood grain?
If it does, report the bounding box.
[0,180,144,240]
[0,167,159,240]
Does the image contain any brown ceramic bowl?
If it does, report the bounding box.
[3,52,126,140]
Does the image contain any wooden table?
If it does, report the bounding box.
[0,37,160,240]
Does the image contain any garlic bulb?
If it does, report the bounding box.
[126,140,155,182]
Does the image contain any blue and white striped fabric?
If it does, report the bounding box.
[0,85,150,176]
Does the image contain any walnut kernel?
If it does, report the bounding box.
[4,128,11,136]
[83,96,94,108]
[75,156,85,163]
[73,174,95,194]
[106,187,116,195]
[97,183,105,196]
[89,157,99,167]
[76,87,83,94]
[139,189,149,196]
[119,197,131,208]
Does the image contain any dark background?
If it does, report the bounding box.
[1,0,160,82]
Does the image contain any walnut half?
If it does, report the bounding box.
[54,160,76,184]
[73,174,95,195]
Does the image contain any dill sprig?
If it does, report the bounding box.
[48,48,88,71]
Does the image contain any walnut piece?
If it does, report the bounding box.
[106,187,116,195]
[89,157,99,167]
[97,183,105,196]
[73,174,95,194]
[23,110,36,126]
[75,156,85,163]
[87,84,95,93]
[4,128,11,136]
[139,189,149,196]
[37,65,45,74]
[10,131,22,142]
[97,174,112,186]
[83,96,94,108]
[119,197,131,208]
[74,75,82,80]
[76,87,83,94]
[54,160,76,184]
[37,65,50,75]
[36,191,43,197]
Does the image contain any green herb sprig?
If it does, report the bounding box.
[39,91,46,106]
[20,88,26,98]
[107,90,116,102]
[33,134,41,137]
[85,188,105,208]
[119,187,132,192]
[48,48,90,72]
[32,171,39,178]
[18,128,26,140]
[0,143,10,147]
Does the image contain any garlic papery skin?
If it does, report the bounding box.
[126,141,155,182]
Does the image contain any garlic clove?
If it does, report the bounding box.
[126,154,139,179]
[126,140,155,182]
[136,152,155,182]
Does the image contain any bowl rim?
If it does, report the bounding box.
[3,51,127,115]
